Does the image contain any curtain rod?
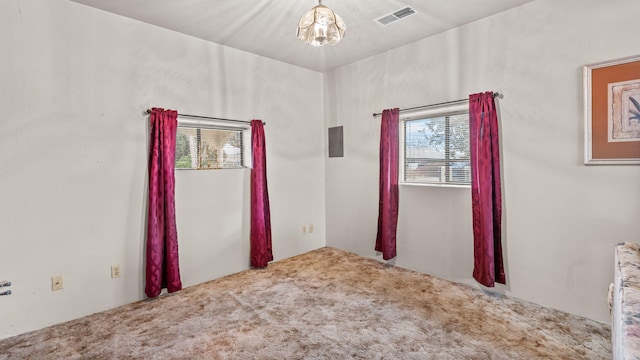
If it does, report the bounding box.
[372,92,503,117]
[145,109,265,125]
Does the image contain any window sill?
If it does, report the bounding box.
[400,182,470,189]
[175,167,248,171]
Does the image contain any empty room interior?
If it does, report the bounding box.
[1,0,640,358]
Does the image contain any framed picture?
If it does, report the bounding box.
[584,55,640,164]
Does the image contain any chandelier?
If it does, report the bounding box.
[296,0,346,47]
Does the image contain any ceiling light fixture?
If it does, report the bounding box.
[296,0,346,47]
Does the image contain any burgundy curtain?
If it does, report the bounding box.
[469,92,506,287]
[145,108,182,298]
[375,108,400,260]
[250,120,273,268]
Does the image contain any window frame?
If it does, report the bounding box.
[175,117,252,170]
[399,102,471,188]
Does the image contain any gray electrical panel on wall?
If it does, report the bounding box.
[328,126,343,158]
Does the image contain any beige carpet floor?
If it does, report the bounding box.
[0,247,610,359]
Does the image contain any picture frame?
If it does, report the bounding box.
[584,55,640,165]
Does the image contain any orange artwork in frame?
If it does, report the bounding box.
[584,55,640,164]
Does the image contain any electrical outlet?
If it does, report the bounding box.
[302,226,307,234]
[309,224,314,233]
[111,265,121,279]
[51,275,63,291]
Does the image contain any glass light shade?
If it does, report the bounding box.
[296,3,346,46]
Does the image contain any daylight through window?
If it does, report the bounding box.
[402,107,470,186]
[175,125,246,170]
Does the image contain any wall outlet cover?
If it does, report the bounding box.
[51,275,63,291]
[111,265,121,279]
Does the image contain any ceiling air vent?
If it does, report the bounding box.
[375,6,417,26]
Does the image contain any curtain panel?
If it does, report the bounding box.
[146,107,183,298]
[375,108,400,260]
[469,92,506,287]
[250,120,273,268]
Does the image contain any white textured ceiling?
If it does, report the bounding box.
[68,0,535,72]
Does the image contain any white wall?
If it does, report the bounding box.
[324,0,640,323]
[2,0,638,340]
[0,0,326,338]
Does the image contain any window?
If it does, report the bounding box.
[175,119,250,170]
[401,104,470,186]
